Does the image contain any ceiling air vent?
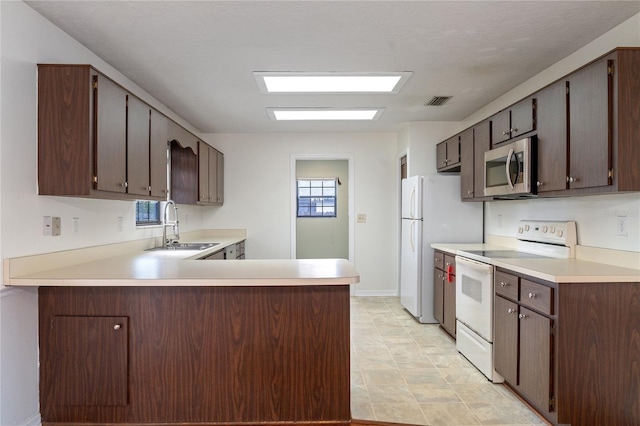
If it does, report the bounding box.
[424,96,452,106]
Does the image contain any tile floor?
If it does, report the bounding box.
[350,296,549,426]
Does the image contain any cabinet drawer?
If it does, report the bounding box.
[495,270,519,300]
[520,280,553,315]
[444,254,456,275]
[434,251,445,270]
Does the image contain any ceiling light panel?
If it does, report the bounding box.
[255,72,412,94]
[267,108,384,121]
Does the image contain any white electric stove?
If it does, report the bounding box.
[454,220,577,382]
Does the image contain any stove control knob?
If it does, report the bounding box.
[524,225,530,232]
[556,229,564,238]
[550,226,556,233]
[541,226,548,233]
[518,227,524,234]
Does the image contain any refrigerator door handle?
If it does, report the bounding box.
[410,220,416,252]
[410,187,416,218]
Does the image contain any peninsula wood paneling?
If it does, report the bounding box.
[557,282,640,426]
[39,285,351,425]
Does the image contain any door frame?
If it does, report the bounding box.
[290,154,355,264]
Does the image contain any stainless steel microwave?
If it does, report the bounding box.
[484,137,536,198]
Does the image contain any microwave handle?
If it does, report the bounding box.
[505,148,515,189]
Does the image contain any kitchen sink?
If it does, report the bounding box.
[147,242,220,251]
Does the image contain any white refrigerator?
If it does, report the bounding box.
[400,175,483,323]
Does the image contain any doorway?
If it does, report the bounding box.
[290,155,354,262]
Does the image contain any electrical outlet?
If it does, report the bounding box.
[52,217,61,236]
[357,214,367,223]
[43,216,52,236]
[72,217,80,234]
[498,214,503,228]
[617,216,628,236]
[117,216,123,232]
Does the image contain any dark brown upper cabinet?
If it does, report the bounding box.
[437,47,640,200]
[149,110,169,199]
[535,80,568,193]
[567,55,612,190]
[460,128,475,199]
[198,141,224,206]
[491,96,536,145]
[37,65,166,201]
[540,48,640,196]
[126,95,151,197]
[436,135,461,172]
[473,121,491,199]
[169,139,198,205]
[460,121,491,200]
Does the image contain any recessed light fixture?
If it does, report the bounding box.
[254,72,412,94]
[267,108,384,121]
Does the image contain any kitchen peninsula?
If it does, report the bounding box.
[5,233,359,426]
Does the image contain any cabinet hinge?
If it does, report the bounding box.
[608,63,615,76]
[608,169,614,180]
[550,396,556,412]
[93,176,98,184]
[93,80,98,90]
[566,85,570,95]
[550,322,555,337]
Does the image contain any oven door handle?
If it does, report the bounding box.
[455,255,494,273]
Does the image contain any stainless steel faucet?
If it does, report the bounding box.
[162,200,180,247]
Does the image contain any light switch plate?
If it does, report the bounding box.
[52,217,61,236]
[43,216,52,236]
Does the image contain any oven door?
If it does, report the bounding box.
[484,137,534,197]
[455,255,494,342]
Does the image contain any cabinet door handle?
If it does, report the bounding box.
[502,131,509,136]
[510,128,517,133]
[536,181,543,187]
[518,314,527,319]
[113,324,121,330]
[568,176,579,183]
[507,308,515,314]
[528,292,537,299]
[467,190,473,195]
[500,281,508,287]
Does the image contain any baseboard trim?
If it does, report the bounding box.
[352,290,397,297]
[25,412,41,426]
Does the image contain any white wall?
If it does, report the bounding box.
[203,132,399,295]
[404,121,461,177]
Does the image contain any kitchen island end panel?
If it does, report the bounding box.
[39,284,351,425]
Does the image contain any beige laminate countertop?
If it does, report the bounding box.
[4,232,360,287]
[431,243,640,283]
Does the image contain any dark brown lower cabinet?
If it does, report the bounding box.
[51,316,129,406]
[493,296,518,385]
[443,272,456,337]
[39,285,351,426]
[494,269,640,426]
[433,250,456,338]
[518,307,552,412]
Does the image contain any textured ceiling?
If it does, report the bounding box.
[26,1,640,134]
